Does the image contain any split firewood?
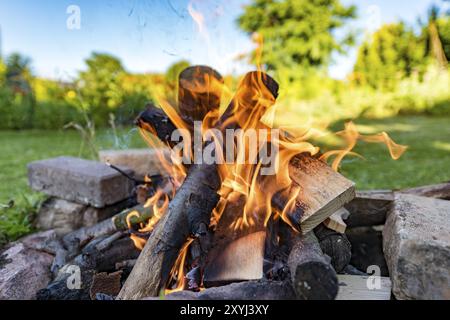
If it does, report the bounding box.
[272,154,355,234]
[37,237,140,300]
[287,232,339,300]
[203,193,268,287]
[314,224,352,273]
[118,72,279,300]
[178,65,224,126]
[323,207,349,234]
[146,279,296,300]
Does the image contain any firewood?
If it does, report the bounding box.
[147,279,296,300]
[118,72,279,300]
[273,154,355,234]
[89,271,123,300]
[314,224,352,273]
[62,204,154,250]
[37,237,139,300]
[287,232,339,300]
[323,207,349,233]
[178,66,223,125]
[203,194,268,286]
[138,104,355,237]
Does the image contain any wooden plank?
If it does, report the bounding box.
[324,207,349,234]
[274,154,355,234]
[336,275,391,300]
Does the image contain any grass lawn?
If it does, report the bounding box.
[1,115,450,243]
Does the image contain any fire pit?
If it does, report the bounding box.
[2,66,449,301]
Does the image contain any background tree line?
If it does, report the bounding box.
[0,0,449,130]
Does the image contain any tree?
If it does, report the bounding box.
[238,0,356,73]
[421,5,449,68]
[78,53,126,124]
[5,53,33,95]
[353,23,426,88]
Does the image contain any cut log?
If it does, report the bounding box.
[118,72,279,300]
[135,104,179,148]
[273,154,355,234]
[178,65,223,125]
[344,190,394,227]
[203,193,267,286]
[323,207,349,234]
[287,232,338,300]
[314,224,352,273]
[149,279,296,300]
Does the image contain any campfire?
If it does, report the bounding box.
[19,64,412,301]
[89,65,403,300]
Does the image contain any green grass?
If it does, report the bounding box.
[1,115,450,244]
[320,116,450,190]
[0,127,146,244]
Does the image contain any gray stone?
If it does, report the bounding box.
[36,197,134,236]
[28,156,134,207]
[99,148,171,179]
[0,237,54,299]
[383,193,450,300]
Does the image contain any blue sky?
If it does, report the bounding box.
[0,0,443,80]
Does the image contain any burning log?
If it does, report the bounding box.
[178,65,223,125]
[203,193,268,286]
[62,205,154,252]
[272,154,355,234]
[314,224,352,273]
[118,71,279,299]
[287,232,339,300]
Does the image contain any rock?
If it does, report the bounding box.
[0,242,53,300]
[36,198,86,236]
[36,197,135,236]
[28,156,134,208]
[99,148,171,179]
[383,193,450,300]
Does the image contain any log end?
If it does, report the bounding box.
[292,261,339,300]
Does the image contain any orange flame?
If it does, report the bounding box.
[129,34,408,293]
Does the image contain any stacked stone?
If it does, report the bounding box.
[28,156,136,236]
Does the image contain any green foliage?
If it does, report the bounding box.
[238,0,356,71]
[0,194,44,246]
[78,53,127,125]
[353,23,427,89]
[437,17,450,60]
